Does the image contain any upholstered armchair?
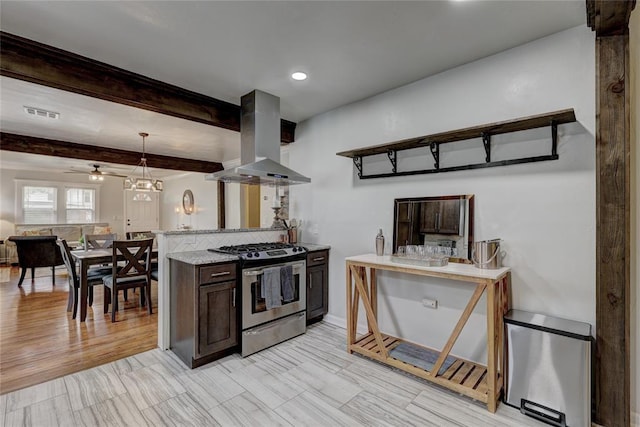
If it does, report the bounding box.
[7,235,64,287]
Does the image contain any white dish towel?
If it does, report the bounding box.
[261,266,282,310]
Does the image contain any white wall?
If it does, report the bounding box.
[289,26,596,363]
[0,167,125,237]
[160,172,218,231]
[159,154,290,231]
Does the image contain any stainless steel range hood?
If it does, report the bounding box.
[205,90,310,185]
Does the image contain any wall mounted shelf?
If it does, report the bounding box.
[336,109,577,179]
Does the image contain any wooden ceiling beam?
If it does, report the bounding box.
[587,0,636,35]
[0,132,223,174]
[0,31,296,143]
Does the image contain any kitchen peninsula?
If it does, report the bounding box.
[156,228,330,366]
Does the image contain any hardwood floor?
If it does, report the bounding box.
[0,266,157,395]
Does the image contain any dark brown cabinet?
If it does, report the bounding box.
[420,199,461,235]
[199,280,236,356]
[306,250,329,324]
[394,201,421,249]
[170,259,238,368]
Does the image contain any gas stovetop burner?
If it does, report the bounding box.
[208,242,307,261]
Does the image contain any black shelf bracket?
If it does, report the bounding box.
[357,154,560,179]
[337,108,576,180]
[551,120,558,156]
[482,132,491,163]
[353,156,363,178]
[429,142,440,170]
[387,150,397,173]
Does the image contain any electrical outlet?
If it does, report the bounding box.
[422,298,438,309]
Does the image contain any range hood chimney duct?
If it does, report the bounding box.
[205,90,310,185]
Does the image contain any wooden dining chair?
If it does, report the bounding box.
[84,232,126,300]
[57,239,111,319]
[102,238,153,322]
[126,231,158,281]
[84,233,117,250]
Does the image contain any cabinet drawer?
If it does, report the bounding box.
[307,250,329,267]
[199,263,236,285]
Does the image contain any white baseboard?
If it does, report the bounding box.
[323,313,344,328]
[323,314,368,335]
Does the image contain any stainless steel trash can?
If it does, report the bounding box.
[504,309,592,427]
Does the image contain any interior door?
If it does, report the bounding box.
[124,192,159,235]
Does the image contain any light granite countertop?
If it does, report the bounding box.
[157,227,281,235]
[300,243,331,252]
[167,250,239,265]
[167,244,330,266]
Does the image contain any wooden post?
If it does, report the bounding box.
[587,1,635,425]
[595,33,631,427]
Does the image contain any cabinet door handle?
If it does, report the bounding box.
[211,271,231,277]
[232,288,236,307]
[309,277,313,289]
[312,257,325,262]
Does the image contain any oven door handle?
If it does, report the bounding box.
[243,262,305,276]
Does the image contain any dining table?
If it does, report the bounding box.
[70,247,158,322]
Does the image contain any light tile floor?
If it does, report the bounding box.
[1,322,546,426]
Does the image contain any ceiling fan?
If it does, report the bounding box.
[65,164,127,181]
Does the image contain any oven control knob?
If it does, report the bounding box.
[247,252,253,258]
[292,247,298,252]
[253,252,260,257]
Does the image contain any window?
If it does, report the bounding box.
[66,188,95,223]
[16,180,100,224]
[23,186,57,224]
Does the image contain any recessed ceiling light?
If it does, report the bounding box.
[291,72,308,81]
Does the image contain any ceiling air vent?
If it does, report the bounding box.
[23,106,60,119]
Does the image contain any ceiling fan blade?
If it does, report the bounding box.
[65,167,126,178]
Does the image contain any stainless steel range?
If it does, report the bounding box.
[209,242,307,356]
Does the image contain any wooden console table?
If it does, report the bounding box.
[345,254,511,412]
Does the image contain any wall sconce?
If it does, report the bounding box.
[182,190,194,215]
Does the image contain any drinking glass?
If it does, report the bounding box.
[406,245,418,258]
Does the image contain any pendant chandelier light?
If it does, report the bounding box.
[123,132,163,194]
